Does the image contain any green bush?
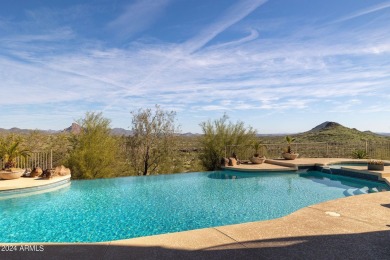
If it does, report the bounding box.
[67,112,123,179]
[199,114,257,170]
[352,149,367,159]
[126,105,180,175]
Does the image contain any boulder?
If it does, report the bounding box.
[54,165,71,176]
[22,168,32,177]
[228,158,237,166]
[30,167,43,177]
[220,157,229,167]
[41,169,55,179]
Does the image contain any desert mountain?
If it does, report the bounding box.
[296,121,390,143]
[63,123,82,134]
[259,121,390,143]
[309,121,341,132]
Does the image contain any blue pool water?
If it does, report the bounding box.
[0,170,388,243]
[328,163,367,169]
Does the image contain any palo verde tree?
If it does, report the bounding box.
[127,105,179,175]
[67,112,121,179]
[199,114,257,170]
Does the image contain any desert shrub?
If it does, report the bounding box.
[67,112,123,179]
[352,149,367,159]
[126,105,180,175]
[199,114,257,170]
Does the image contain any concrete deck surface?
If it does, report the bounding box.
[225,158,370,171]
[227,158,390,186]
[0,175,70,191]
[223,162,295,172]
[266,158,370,167]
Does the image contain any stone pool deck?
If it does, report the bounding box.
[0,175,71,192]
[1,158,390,259]
[224,158,371,171]
[224,158,390,186]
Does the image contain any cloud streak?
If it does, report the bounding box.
[107,0,172,40]
[333,1,390,23]
[0,0,390,132]
[103,0,268,109]
[182,0,268,54]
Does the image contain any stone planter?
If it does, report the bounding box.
[0,169,25,180]
[282,153,299,160]
[367,164,384,171]
[250,156,266,164]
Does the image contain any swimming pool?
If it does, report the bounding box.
[327,162,390,169]
[327,162,367,169]
[0,170,388,243]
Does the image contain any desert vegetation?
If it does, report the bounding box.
[199,114,257,170]
[126,105,181,175]
[1,110,390,179]
[67,112,124,179]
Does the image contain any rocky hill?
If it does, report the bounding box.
[294,121,389,143]
[63,123,82,134]
[309,121,341,132]
[260,121,390,143]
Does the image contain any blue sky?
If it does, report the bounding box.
[1,0,390,134]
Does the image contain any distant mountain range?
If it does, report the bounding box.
[377,132,390,136]
[0,123,195,137]
[0,121,390,139]
[0,127,57,135]
[0,123,134,136]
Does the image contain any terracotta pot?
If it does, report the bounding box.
[0,169,25,180]
[250,156,266,164]
[282,153,299,160]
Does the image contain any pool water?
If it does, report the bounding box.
[328,163,367,169]
[0,171,388,243]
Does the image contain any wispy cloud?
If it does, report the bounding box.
[333,1,390,23]
[182,0,268,53]
[102,0,268,109]
[3,28,74,43]
[1,0,390,131]
[107,0,172,40]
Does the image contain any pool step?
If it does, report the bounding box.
[344,188,367,196]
